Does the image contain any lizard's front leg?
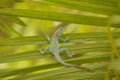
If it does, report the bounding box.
[46,35,51,43]
[39,47,49,55]
[59,37,69,42]
[39,47,53,55]
[46,35,69,43]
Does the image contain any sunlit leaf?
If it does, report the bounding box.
[7,16,26,26]
[0,9,120,28]
[41,0,119,15]
[0,18,23,36]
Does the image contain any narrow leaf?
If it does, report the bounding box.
[0,53,110,78]
[0,18,23,36]
[7,16,26,26]
[42,0,120,15]
[0,9,120,28]
[0,32,119,46]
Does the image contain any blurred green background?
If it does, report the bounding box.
[0,0,120,80]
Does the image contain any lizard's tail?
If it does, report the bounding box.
[65,63,92,71]
[73,65,93,71]
[55,55,92,71]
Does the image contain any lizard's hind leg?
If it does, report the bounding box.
[59,48,73,58]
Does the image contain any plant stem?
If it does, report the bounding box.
[106,17,120,60]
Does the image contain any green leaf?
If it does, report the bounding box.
[0,9,120,28]
[33,71,112,80]
[0,23,10,35]
[0,36,47,46]
[41,0,120,15]
[0,32,120,46]
[7,16,26,26]
[0,42,110,63]
[74,0,117,8]
[0,53,110,78]
[9,66,112,80]
[109,59,120,71]
[0,18,23,36]
[0,1,119,80]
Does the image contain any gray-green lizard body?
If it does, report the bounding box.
[39,27,91,70]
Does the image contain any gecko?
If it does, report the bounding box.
[39,26,91,70]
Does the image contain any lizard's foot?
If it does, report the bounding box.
[71,53,83,58]
[59,37,69,42]
[64,37,69,42]
[68,54,73,58]
[38,47,49,55]
[38,49,44,55]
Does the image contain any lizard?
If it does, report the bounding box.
[39,26,91,70]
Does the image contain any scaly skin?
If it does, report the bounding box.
[51,27,74,67]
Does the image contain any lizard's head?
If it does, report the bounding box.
[57,26,67,37]
[59,27,67,33]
